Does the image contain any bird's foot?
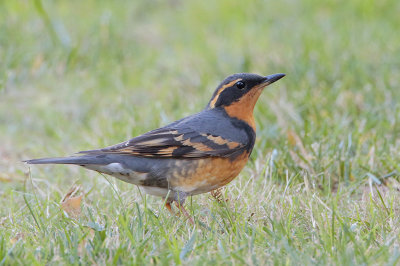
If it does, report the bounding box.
[165,202,174,214]
[164,201,194,225]
[174,202,194,225]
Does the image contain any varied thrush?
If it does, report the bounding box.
[25,73,285,221]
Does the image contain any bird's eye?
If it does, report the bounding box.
[236,81,245,89]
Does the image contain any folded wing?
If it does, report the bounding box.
[79,126,245,159]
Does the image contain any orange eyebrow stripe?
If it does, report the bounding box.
[209,79,242,108]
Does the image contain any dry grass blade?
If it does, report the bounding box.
[210,188,228,203]
[287,130,315,174]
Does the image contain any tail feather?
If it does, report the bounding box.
[24,154,170,187]
[24,154,165,175]
[24,155,107,165]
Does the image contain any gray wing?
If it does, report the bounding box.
[78,109,253,159]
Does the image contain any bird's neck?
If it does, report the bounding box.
[222,88,263,131]
[224,103,256,130]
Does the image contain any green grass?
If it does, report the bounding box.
[1,0,400,264]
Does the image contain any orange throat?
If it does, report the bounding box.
[223,86,264,130]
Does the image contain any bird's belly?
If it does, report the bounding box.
[168,152,249,195]
[83,163,148,184]
[82,154,249,197]
[139,186,173,198]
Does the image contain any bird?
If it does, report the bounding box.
[24,72,285,222]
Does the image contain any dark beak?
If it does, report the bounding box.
[262,73,286,85]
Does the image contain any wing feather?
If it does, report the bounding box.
[79,126,245,159]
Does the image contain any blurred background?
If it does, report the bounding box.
[1,0,399,185]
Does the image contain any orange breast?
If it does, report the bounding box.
[168,152,249,195]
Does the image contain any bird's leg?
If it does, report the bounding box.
[174,201,194,225]
[165,200,193,224]
[173,191,194,224]
[165,202,175,215]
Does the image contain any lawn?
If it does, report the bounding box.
[1,0,400,264]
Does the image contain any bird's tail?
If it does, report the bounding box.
[24,154,164,186]
[23,155,107,165]
[24,154,158,177]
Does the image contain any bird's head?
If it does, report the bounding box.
[207,73,285,128]
[208,73,285,109]
[207,73,285,129]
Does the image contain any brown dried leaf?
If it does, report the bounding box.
[10,233,25,244]
[61,185,83,218]
[0,173,12,183]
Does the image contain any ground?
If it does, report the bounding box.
[1,0,400,264]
